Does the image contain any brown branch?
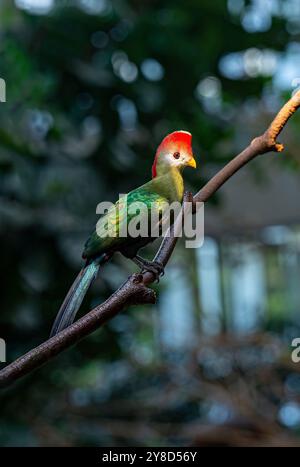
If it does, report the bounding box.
[1,90,300,388]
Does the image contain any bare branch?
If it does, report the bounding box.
[1,90,300,388]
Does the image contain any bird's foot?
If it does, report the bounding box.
[141,260,165,283]
[131,256,165,282]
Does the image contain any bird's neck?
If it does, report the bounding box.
[152,166,184,203]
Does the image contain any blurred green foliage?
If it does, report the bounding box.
[1,0,300,446]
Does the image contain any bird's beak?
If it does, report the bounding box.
[187,156,197,169]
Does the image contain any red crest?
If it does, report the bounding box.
[152,131,192,178]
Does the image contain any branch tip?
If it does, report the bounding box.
[275,143,284,152]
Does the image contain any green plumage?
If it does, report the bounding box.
[51,130,196,336]
[83,168,184,260]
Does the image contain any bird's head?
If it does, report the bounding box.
[152,130,196,178]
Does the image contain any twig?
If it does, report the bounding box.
[1,90,300,388]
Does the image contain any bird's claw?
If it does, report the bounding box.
[132,273,144,284]
[142,261,164,283]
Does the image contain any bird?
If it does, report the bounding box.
[50,130,196,336]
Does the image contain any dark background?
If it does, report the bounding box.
[1,0,300,446]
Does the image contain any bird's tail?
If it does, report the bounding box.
[50,254,108,337]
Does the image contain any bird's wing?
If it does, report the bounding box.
[83,187,168,259]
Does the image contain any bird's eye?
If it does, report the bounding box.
[173,152,180,159]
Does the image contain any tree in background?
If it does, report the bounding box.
[1,0,300,447]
